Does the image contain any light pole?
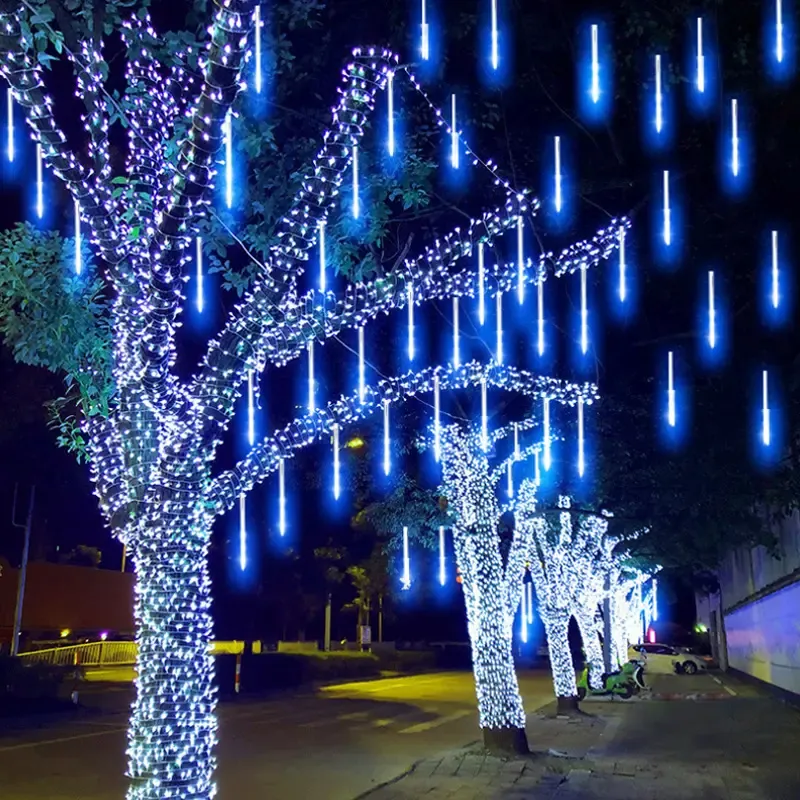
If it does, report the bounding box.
[10,484,35,657]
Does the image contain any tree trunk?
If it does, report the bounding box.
[454,527,528,755]
[576,609,605,690]
[542,613,579,713]
[126,503,216,800]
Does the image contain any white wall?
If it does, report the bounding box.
[724,579,800,696]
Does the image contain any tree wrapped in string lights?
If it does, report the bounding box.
[607,562,659,665]
[0,1,629,794]
[516,486,615,712]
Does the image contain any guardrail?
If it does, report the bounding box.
[17,640,245,667]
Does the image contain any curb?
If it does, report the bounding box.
[642,692,732,701]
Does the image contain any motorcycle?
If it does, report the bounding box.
[576,661,643,700]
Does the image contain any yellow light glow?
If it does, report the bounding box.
[60,628,71,638]
[345,436,365,450]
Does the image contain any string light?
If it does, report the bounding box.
[421,0,430,60]
[278,458,286,536]
[577,397,585,477]
[662,170,671,246]
[407,283,415,360]
[439,526,446,586]
[731,98,739,177]
[352,144,360,218]
[333,423,341,500]
[772,230,780,309]
[580,265,588,355]
[450,93,459,168]
[254,5,262,93]
[543,397,551,470]
[383,400,390,476]
[195,237,204,313]
[478,242,486,324]
[247,370,256,446]
[318,221,327,293]
[481,377,489,451]
[358,326,366,403]
[762,370,771,446]
[517,215,525,304]
[224,109,233,209]
[654,54,663,133]
[387,70,395,156]
[554,135,562,213]
[239,494,247,571]
[35,142,43,219]
[708,270,716,349]
[490,0,499,70]
[402,526,411,589]
[696,17,705,93]
[590,24,600,104]
[6,87,12,162]
[776,0,784,63]
[74,199,82,275]
[434,373,441,462]
[667,351,676,427]
[308,341,315,414]
[453,297,461,367]
[496,290,503,364]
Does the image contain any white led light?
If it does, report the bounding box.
[731,98,739,177]
[772,230,780,309]
[239,494,247,571]
[496,291,503,364]
[507,459,514,498]
[195,236,204,313]
[667,351,676,427]
[662,170,671,246]
[543,397,551,470]
[537,276,545,356]
[514,422,520,460]
[224,110,233,209]
[618,227,626,302]
[453,296,460,367]
[407,283,415,361]
[478,242,486,325]
[358,326,365,403]
[319,220,327,293]
[74,199,82,276]
[655,54,663,133]
[6,88,13,163]
[554,135,562,213]
[517,215,525,304]
[708,270,716,349]
[439,526,446,586]
[696,17,705,92]
[308,341,315,414]
[387,71,395,156]
[421,0,430,60]
[254,6,262,93]
[490,0,499,70]
[434,374,441,462]
[526,582,533,624]
[402,526,411,589]
[352,144,360,218]
[36,142,43,219]
[247,370,256,446]
[278,458,286,536]
[590,24,600,103]
[481,378,488,452]
[450,93,459,169]
[580,265,588,355]
[763,370,771,446]
[333,423,341,500]
[577,396,585,477]
[383,400,391,476]
[776,0,785,64]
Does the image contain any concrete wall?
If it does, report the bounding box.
[724,580,800,696]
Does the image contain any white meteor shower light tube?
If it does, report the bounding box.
[667,351,676,427]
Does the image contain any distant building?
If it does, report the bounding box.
[696,511,800,699]
[0,558,134,646]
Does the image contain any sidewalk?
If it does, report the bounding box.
[361,671,800,799]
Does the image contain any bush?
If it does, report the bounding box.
[374,649,437,673]
[0,655,71,716]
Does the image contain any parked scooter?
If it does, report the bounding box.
[576,662,641,700]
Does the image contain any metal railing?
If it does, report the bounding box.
[17,640,245,667]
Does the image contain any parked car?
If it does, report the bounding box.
[628,643,705,675]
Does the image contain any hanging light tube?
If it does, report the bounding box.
[490,0,499,70]
[319,220,327,293]
[224,110,233,210]
[772,230,780,309]
[439,527,446,586]
[776,0,784,64]
[667,351,676,427]
[655,54,663,133]
[526,581,533,624]
[308,341,315,414]
[762,370,771,446]
[543,397,551,470]
[590,24,600,104]
[254,5,262,93]
[247,370,256,446]
[652,578,659,622]
[453,296,460,367]
[450,93,459,169]
[662,170,671,246]
[421,0,430,60]
[481,378,488,452]
[496,291,503,364]
[478,242,486,324]
[580,265,588,355]
[618,227,627,302]
[407,283,415,361]
[731,98,739,177]
[358,326,365,403]
[36,142,43,219]
[534,449,541,485]
[402,526,411,589]
[74,199,82,276]
[352,144,360,218]
[278,458,286,536]
[434,374,441,462]
[514,422,520,460]
[577,397,585,477]
[696,17,705,93]
[333,423,341,499]
[507,459,514,498]
[537,277,545,356]
[554,135,562,213]
[383,400,391,476]
[387,71,395,157]
[195,236,204,312]
[6,87,12,163]
[517,215,525,304]
[708,271,716,349]
[239,494,247,571]
[520,589,528,642]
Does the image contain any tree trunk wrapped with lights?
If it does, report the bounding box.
[0,1,627,793]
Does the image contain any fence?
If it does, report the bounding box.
[17,640,245,667]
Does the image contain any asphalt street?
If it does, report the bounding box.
[0,670,557,800]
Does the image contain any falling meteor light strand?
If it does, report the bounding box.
[434,374,441,462]
[577,397,585,477]
[452,297,460,367]
[543,397,552,470]
[655,54,663,133]
[667,352,676,427]
[731,98,739,177]
[74,199,82,275]
[439,527,446,586]
[772,230,780,309]
[618,227,627,302]
[708,271,716,349]
[554,136,562,213]
[514,422,520,460]
[239,494,247,571]
[526,582,533,624]
[590,24,600,103]
[537,278,545,356]
[308,341,315,414]
[35,142,43,219]
[352,145,360,218]
[662,170,671,246]
[450,94,459,169]
[387,71,395,156]
[507,459,514,498]
[195,236,204,313]
[254,5,262,93]
[776,0,784,64]
[696,17,705,92]
[247,370,256,446]
[490,0,499,70]
[383,400,391,476]
[402,527,411,589]
[278,458,286,536]
[517,216,525,304]
[580,266,589,354]
[478,242,486,324]
[318,221,327,293]
[481,378,489,452]
[762,370,771,446]
[6,88,12,162]
[407,283,415,361]
[421,0,429,60]
[496,291,504,364]
[358,327,366,403]
[333,423,341,499]
[224,110,233,210]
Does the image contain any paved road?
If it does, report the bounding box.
[0,670,556,800]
